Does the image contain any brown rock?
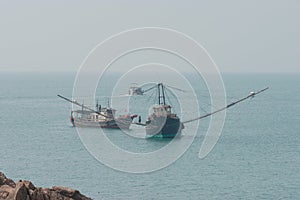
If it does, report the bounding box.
[51,186,91,200]
[0,172,93,200]
[0,185,18,200]
[0,185,15,199]
[22,181,35,191]
[30,188,46,200]
[0,190,9,199]
[0,172,16,188]
[14,182,29,200]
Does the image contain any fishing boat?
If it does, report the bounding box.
[129,83,144,95]
[144,83,184,138]
[58,95,137,129]
[137,84,269,139]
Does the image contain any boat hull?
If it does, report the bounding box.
[146,116,183,138]
[71,117,132,129]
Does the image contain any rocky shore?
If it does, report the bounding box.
[0,172,92,200]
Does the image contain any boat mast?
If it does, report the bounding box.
[158,83,166,105]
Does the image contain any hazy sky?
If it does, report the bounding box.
[0,0,299,73]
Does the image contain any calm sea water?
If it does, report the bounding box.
[0,71,299,199]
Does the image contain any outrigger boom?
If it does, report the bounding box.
[182,87,269,124]
[57,94,108,117]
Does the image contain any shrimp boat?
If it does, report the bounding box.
[58,95,137,129]
[145,83,184,138]
[137,84,269,139]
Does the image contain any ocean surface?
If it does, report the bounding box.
[0,71,299,199]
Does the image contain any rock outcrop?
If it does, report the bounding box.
[0,172,92,200]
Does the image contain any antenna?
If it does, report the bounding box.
[96,99,99,111]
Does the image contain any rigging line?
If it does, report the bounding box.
[165,84,187,93]
[195,98,218,111]
[165,87,177,107]
[165,88,173,107]
[198,105,209,115]
[150,87,158,105]
[182,87,269,124]
[167,86,209,115]
[166,86,209,115]
[146,88,156,103]
[154,86,159,104]
[192,91,218,109]
[143,84,158,93]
